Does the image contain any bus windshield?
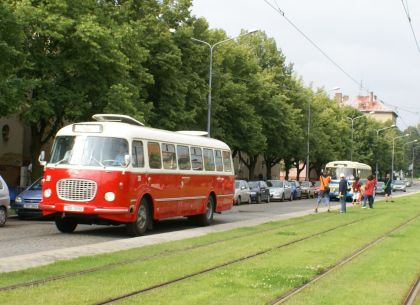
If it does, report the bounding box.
[50,136,129,167]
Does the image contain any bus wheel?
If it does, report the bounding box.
[127,198,150,237]
[55,218,77,233]
[195,196,214,226]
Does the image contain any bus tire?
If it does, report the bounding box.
[195,195,214,226]
[127,198,150,237]
[55,218,77,233]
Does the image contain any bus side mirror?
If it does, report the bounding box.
[38,151,47,166]
[124,154,131,167]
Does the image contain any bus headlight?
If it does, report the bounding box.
[104,192,115,202]
[44,189,52,198]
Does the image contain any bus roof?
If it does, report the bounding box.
[325,160,371,170]
[56,118,231,150]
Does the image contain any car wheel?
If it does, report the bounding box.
[0,207,6,227]
[194,195,214,226]
[280,194,285,202]
[127,198,150,236]
[55,217,77,233]
[257,194,262,204]
[237,196,241,205]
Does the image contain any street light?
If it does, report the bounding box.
[346,111,375,161]
[306,87,340,181]
[375,124,396,178]
[192,30,258,137]
[391,134,409,179]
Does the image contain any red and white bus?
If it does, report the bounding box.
[39,114,234,236]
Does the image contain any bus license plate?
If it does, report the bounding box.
[64,205,84,212]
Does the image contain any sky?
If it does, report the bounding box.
[191,0,420,130]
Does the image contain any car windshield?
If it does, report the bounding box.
[393,180,404,185]
[267,180,283,187]
[29,178,43,191]
[301,181,311,187]
[376,182,385,187]
[248,181,259,188]
[50,136,129,167]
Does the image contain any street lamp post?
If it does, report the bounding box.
[346,111,374,161]
[306,87,340,181]
[391,134,409,179]
[375,124,396,178]
[192,30,257,137]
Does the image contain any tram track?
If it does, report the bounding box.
[402,276,420,305]
[92,217,370,305]
[267,214,419,305]
[0,214,336,292]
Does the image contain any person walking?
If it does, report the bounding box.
[362,175,375,209]
[384,174,393,202]
[314,171,331,213]
[351,177,361,205]
[338,173,348,213]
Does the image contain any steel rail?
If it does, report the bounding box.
[402,276,420,305]
[92,218,368,305]
[268,214,419,305]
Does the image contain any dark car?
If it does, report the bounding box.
[288,180,302,200]
[248,180,270,204]
[14,177,43,219]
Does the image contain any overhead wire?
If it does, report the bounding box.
[263,0,419,127]
[400,0,420,53]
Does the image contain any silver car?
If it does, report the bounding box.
[392,180,407,192]
[0,175,10,227]
[234,180,251,205]
[267,180,293,201]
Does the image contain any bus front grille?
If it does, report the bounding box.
[57,179,97,202]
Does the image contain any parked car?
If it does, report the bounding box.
[392,180,407,192]
[300,181,315,198]
[234,180,251,205]
[404,179,413,187]
[248,180,270,204]
[0,175,10,227]
[267,180,293,201]
[288,180,302,200]
[14,177,43,219]
[375,181,385,195]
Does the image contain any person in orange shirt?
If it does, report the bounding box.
[362,175,375,209]
[314,171,331,213]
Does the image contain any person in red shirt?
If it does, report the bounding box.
[352,177,362,205]
[362,175,375,209]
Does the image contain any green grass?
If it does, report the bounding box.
[1,195,419,305]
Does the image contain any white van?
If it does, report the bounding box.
[0,175,10,227]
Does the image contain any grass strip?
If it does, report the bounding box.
[109,203,420,304]
[0,194,419,305]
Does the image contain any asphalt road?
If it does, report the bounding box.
[2,183,419,259]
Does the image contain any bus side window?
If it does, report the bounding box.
[162,143,177,170]
[203,148,215,171]
[177,145,191,170]
[222,151,232,172]
[191,147,203,171]
[215,150,223,171]
[132,140,144,168]
[148,142,162,169]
